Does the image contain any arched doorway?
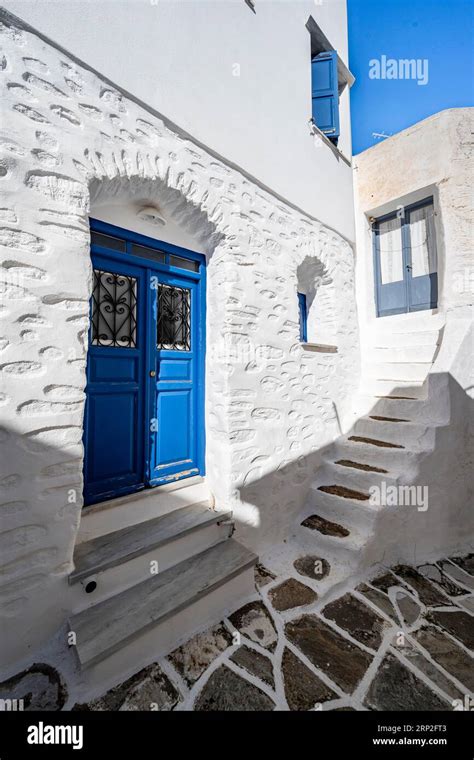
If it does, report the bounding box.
[83,218,206,505]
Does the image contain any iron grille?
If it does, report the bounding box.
[157,284,191,351]
[91,269,137,348]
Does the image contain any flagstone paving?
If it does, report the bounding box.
[3,554,473,711]
[72,551,473,711]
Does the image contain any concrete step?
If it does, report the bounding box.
[77,476,211,542]
[373,312,443,333]
[71,502,230,585]
[69,504,233,610]
[69,539,257,669]
[366,362,431,383]
[353,395,437,424]
[316,459,400,494]
[334,436,421,470]
[370,344,437,364]
[371,329,440,349]
[353,417,435,449]
[299,511,370,562]
[361,378,428,399]
[306,484,379,531]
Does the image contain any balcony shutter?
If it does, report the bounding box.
[311,50,340,140]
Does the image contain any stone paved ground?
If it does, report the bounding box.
[2,554,472,711]
[74,552,474,711]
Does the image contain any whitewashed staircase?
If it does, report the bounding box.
[298,320,445,596]
[68,477,257,677]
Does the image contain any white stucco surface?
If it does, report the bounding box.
[354,108,474,331]
[0,14,359,667]
[351,108,474,569]
[1,0,355,239]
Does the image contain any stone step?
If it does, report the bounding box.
[368,414,410,422]
[299,512,369,561]
[335,436,421,470]
[373,312,444,333]
[370,344,438,364]
[70,502,231,585]
[349,435,404,449]
[318,459,400,494]
[366,362,431,383]
[353,418,435,449]
[318,484,369,501]
[354,395,430,423]
[371,329,440,348]
[77,476,211,542]
[307,484,379,532]
[69,539,257,669]
[362,379,428,399]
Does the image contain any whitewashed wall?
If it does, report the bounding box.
[0,17,359,665]
[354,108,474,332]
[352,108,474,565]
[2,0,355,239]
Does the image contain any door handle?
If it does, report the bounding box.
[406,264,412,271]
[149,370,156,377]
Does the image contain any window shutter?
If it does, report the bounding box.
[298,292,307,342]
[311,50,340,140]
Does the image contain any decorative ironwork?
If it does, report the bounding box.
[157,284,191,350]
[91,269,137,348]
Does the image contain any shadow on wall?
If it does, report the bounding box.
[0,422,83,670]
[235,372,474,567]
[0,373,472,670]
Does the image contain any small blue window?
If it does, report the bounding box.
[311,50,340,145]
[298,292,307,342]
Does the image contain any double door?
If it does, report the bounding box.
[83,221,205,506]
[373,198,438,317]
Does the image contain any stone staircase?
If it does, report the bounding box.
[68,477,257,680]
[297,320,444,597]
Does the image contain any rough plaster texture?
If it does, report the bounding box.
[2,0,355,238]
[354,108,474,330]
[0,17,359,666]
[350,109,474,569]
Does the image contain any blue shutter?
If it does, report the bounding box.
[311,50,340,141]
[298,292,307,342]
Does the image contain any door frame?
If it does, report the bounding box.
[84,218,206,505]
[372,196,438,318]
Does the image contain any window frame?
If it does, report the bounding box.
[372,196,438,316]
[298,292,308,343]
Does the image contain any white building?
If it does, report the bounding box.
[0,1,472,703]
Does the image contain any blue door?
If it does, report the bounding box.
[148,271,202,484]
[83,221,205,506]
[373,198,438,317]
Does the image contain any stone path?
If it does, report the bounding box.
[72,552,474,711]
[2,553,472,711]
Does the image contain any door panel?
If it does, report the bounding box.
[157,389,192,465]
[373,215,407,316]
[87,391,139,480]
[374,199,437,317]
[148,273,201,485]
[406,203,438,311]
[83,256,146,505]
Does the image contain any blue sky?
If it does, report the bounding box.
[347,0,474,154]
